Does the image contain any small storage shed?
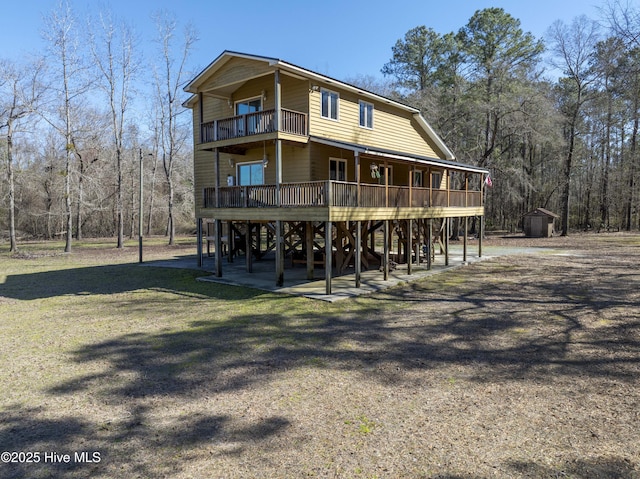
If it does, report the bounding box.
[523,208,559,238]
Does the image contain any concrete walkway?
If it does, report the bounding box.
[142,243,555,302]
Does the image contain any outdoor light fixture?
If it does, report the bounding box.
[228,158,235,167]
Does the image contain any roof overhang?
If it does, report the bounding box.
[309,136,488,175]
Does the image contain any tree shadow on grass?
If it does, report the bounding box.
[48,270,640,400]
[507,457,638,478]
[0,264,264,301]
[46,246,640,399]
[5,247,640,477]
[0,403,289,479]
[0,405,99,479]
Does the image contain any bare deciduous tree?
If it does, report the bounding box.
[89,9,139,248]
[0,58,44,252]
[41,0,90,252]
[547,16,600,235]
[151,12,197,246]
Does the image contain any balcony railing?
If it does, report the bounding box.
[200,108,307,143]
[203,181,482,209]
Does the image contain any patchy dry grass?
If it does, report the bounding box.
[0,233,639,478]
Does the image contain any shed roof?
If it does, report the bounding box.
[524,208,560,218]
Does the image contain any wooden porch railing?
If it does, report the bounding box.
[200,108,307,143]
[203,181,482,209]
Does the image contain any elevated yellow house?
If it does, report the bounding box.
[184,51,488,294]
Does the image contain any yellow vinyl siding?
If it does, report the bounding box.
[193,149,215,215]
[280,75,309,114]
[232,76,272,109]
[309,85,443,159]
[242,144,310,184]
[192,96,201,144]
[200,95,230,129]
[199,73,308,130]
[309,143,356,182]
[193,144,313,215]
[282,144,311,182]
[200,57,272,91]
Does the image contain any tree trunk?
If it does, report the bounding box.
[6,128,17,252]
[117,149,124,248]
[166,172,175,245]
[146,151,158,235]
[627,95,639,230]
[600,86,613,228]
[561,93,582,236]
[76,156,84,240]
[64,146,72,253]
[62,32,73,253]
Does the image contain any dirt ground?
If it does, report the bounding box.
[1,233,639,478]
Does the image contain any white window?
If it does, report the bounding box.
[413,170,423,187]
[237,161,264,186]
[321,89,339,120]
[329,158,347,181]
[359,101,373,129]
[431,172,442,189]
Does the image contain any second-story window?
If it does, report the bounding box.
[235,97,262,136]
[359,101,373,129]
[321,89,339,120]
[235,97,262,115]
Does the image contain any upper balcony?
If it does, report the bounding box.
[200,108,308,144]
